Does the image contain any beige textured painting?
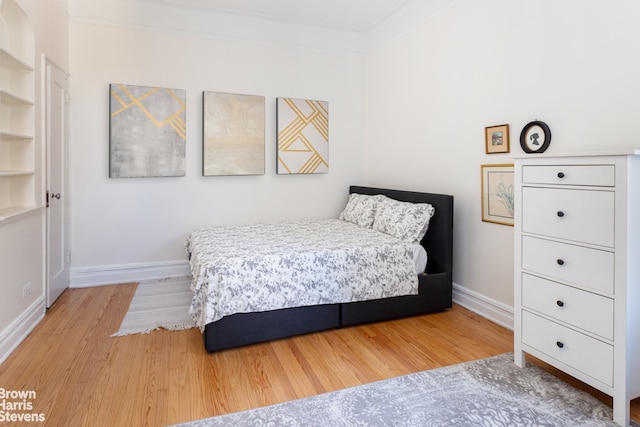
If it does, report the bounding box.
[277,97,329,174]
[203,92,265,176]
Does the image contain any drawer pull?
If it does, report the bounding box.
[556,300,565,307]
[557,172,565,179]
[557,211,565,217]
[556,341,565,349]
[557,259,565,266]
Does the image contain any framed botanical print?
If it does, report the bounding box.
[481,163,514,226]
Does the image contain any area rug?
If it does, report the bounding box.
[170,353,637,427]
[112,276,195,336]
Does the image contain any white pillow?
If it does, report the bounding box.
[339,193,384,228]
[373,196,435,243]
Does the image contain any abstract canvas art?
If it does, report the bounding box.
[109,84,186,178]
[276,97,329,174]
[202,91,265,176]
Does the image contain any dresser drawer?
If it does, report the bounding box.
[522,187,614,247]
[522,165,615,186]
[521,236,614,294]
[522,311,613,386]
[521,273,613,340]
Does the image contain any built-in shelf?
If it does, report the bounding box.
[0,205,42,223]
[0,88,34,106]
[0,4,36,224]
[0,131,33,142]
[0,170,35,177]
[0,47,34,71]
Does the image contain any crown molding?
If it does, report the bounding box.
[68,0,454,54]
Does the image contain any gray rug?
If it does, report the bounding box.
[170,353,637,427]
[112,276,195,336]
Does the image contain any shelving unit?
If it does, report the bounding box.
[0,0,37,223]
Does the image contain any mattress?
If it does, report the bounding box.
[185,219,425,329]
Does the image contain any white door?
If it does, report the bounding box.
[46,61,70,307]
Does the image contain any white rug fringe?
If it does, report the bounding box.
[112,276,196,337]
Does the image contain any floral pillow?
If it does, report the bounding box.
[339,193,385,228]
[373,196,435,243]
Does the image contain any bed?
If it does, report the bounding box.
[185,186,453,352]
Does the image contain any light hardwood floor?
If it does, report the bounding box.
[0,283,638,426]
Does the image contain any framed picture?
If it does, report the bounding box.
[481,164,514,226]
[520,120,551,154]
[485,124,510,154]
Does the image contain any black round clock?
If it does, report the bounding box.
[520,121,551,153]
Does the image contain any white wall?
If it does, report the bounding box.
[68,0,640,311]
[68,22,367,284]
[365,0,640,320]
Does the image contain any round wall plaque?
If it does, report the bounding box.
[520,120,551,153]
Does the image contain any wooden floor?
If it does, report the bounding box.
[0,284,638,426]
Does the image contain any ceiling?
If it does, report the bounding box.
[147,0,410,32]
[69,0,453,53]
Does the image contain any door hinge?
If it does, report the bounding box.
[65,91,70,104]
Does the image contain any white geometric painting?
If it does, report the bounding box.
[276,97,328,174]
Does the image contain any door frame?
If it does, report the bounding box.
[44,56,70,308]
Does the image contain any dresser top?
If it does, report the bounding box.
[511,149,640,159]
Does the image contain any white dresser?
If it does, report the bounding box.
[513,151,640,427]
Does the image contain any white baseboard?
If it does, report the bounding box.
[70,260,191,288]
[0,296,46,365]
[452,282,514,331]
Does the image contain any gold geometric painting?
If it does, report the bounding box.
[203,91,265,176]
[276,97,329,174]
[109,84,186,178]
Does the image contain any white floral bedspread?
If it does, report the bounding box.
[185,219,422,329]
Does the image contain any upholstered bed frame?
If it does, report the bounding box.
[202,186,454,352]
